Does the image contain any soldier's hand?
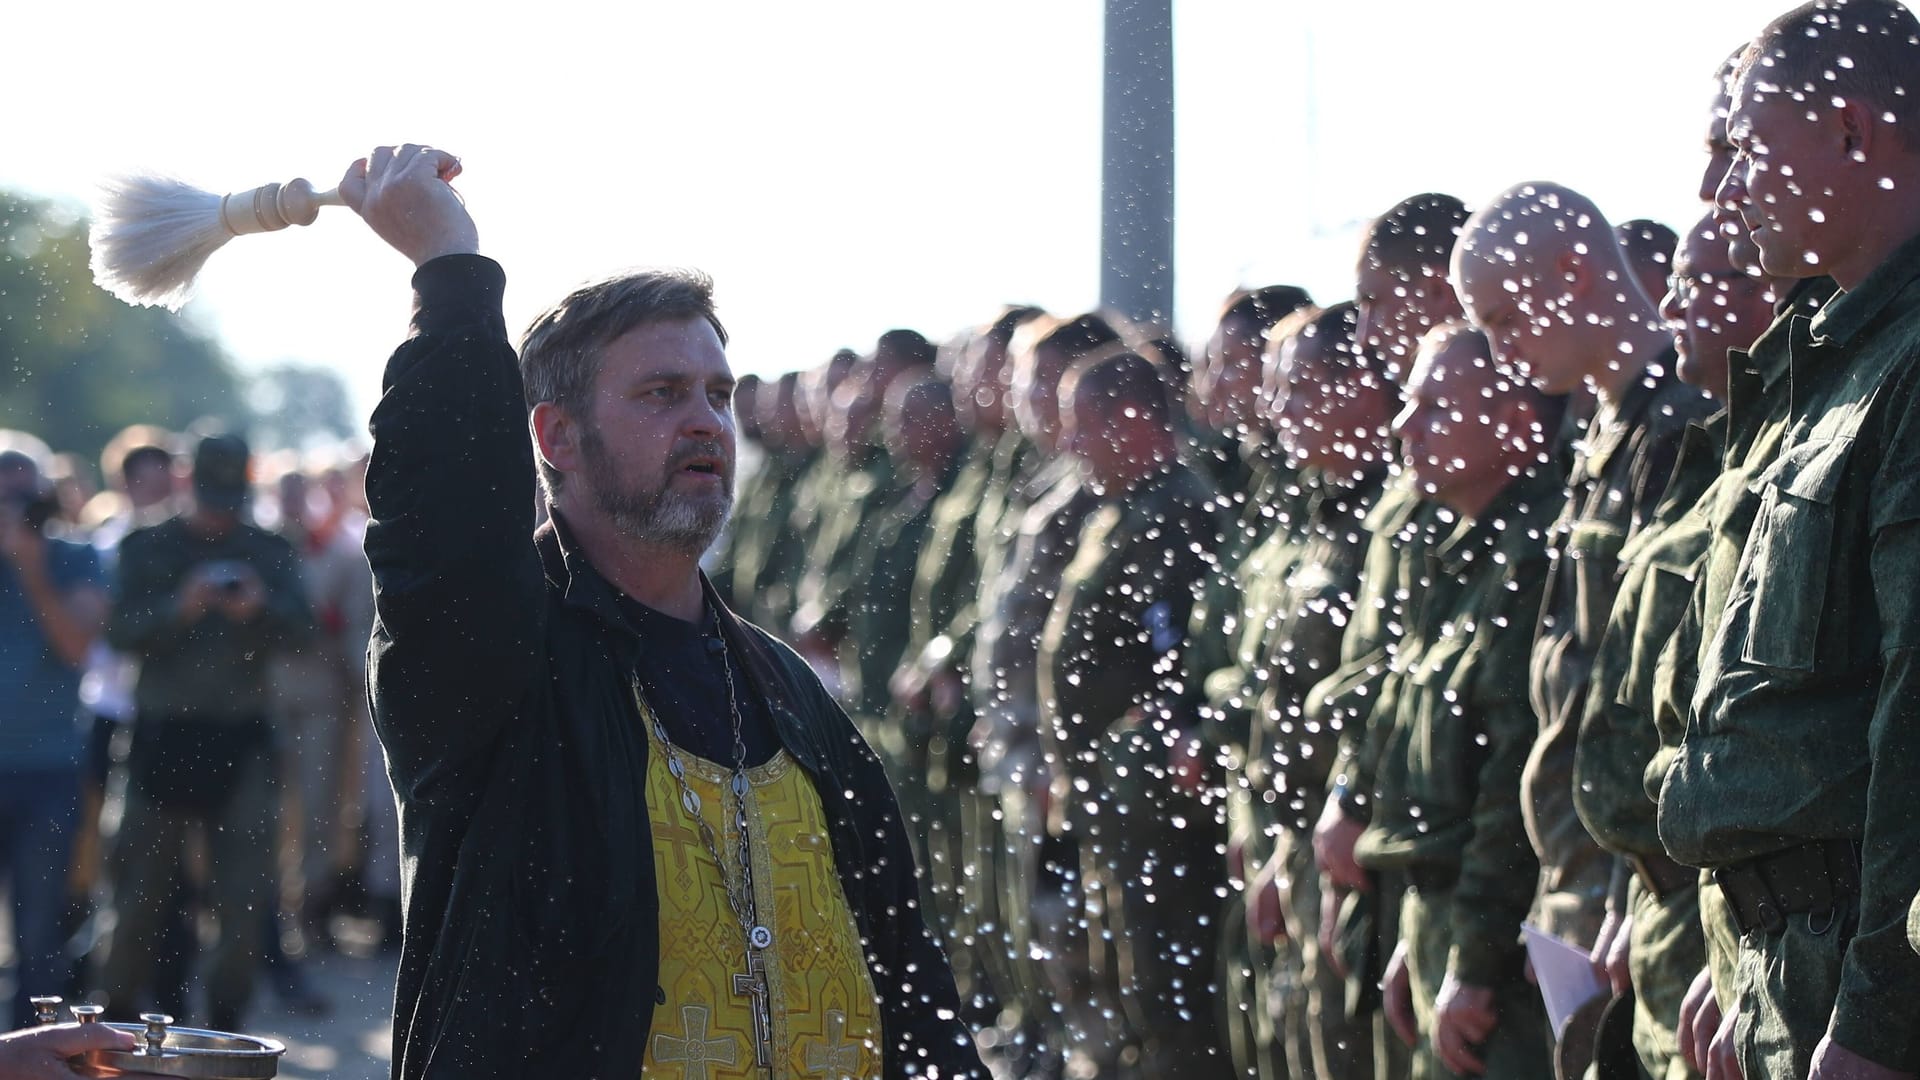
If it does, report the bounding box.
[1603,913,1632,997]
[1383,940,1417,1049]
[1167,735,1209,795]
[1313,795,1370,892]
[338,144,478,268]
[1678,965,1720,1075]
[1807,1037,1911,1079]
[1589,909,1621,987]
[1434,971,1498,1075]
[1245,852,1284,947]
[1706,997,1743,1080]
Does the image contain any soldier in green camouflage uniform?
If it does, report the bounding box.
[1571,213,1782,1079]
[1311,193,1473,1080]
[888,309,1043,1027]
[966,314,1125,1073]
[1358,323,1563,1080]
[1186,288,1314,1080]
[791,332,934,692]
[1647,272,1838,1070]
[1040,352,1226,1080]
[1661,10,1920,1073]
[720,371,813,628]
[1242,303,1395,1080]
[1455,184,1714,971]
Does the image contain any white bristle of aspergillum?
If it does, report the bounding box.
[88,174,235,311]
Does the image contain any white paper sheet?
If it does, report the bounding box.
[1521,922,1606,1040]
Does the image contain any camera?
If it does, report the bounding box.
[204,561,248,594]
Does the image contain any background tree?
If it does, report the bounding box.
[246,362,357,454]
[0,189,247,463]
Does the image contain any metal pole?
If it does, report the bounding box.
[1100,0,1175,329]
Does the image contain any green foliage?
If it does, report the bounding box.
[0,188,247,463]
[247,362,357,453]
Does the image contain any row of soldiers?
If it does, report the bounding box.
[715,3,1920,1078]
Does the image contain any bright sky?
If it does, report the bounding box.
[4,1,1794,426]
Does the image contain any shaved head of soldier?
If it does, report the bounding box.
[1616,218,1680,308]
[799,348,859,450]
[1720,0,1920,287]
[883,376,964,481]
[1198,284,1314,436]
[1454,182,1676,407]
[1392,321,1556,517]
[1355,193,1471,379]
[1061,351,1178,492]
[955,306,1044,435]
[1010,312,1126,455]
[755,371,808,452]
[1662,209,1781,396]
[1268,301,1397,475]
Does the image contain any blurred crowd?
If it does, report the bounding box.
[0,423,394,1036]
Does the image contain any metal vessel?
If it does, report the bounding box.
[33,997,286,1078]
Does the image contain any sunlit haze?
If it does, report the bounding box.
[3,1,1784,426]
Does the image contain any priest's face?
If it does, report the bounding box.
[577,317,736,555]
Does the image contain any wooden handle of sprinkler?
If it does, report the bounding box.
[218,177,345,237]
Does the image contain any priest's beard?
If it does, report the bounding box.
[580,427,732,557]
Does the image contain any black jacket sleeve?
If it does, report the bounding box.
[364,255,546,807]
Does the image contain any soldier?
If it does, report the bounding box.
[1192,285,1315,509]
[889,307,1044,1033]
[833,378,967,946]
[1199,302,1323,1080]
[1616,219,1682,312]
[791,331,933,693]
[1360,322,1564,1080]
[1309,193,1471,1080]
[769,350,857,638]
[1039,351,1225,1080]
[720,371,812,628]
[1659,3,1920,1076]
[1454,182,1715,963]
[1239,301,1396,1080]
[966,312,1125,1074]
[1572,210,1780,1079]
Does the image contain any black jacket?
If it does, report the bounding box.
[365,255,980,1079]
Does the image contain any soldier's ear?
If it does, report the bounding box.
[532,402,581,478]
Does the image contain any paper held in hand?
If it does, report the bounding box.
[1521,922,1606,1041]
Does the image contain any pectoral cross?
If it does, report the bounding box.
[733,947,773,1069]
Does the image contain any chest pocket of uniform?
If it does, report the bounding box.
[1567,520,1628,651]
[1407,628,1478,816]
[1740,438,1849,673]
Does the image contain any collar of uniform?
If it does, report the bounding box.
[1305,466,1389,531]
[1809,231,1920,347]
[1363,471,1426,536]
[1435,467,1560,574]
[1754,277,1838,388]
[1578,348,1681,483]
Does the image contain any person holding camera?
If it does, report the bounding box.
[98,433,312,1032]
[0,441,106,1029]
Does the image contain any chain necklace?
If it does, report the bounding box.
[636,605,775,1071]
